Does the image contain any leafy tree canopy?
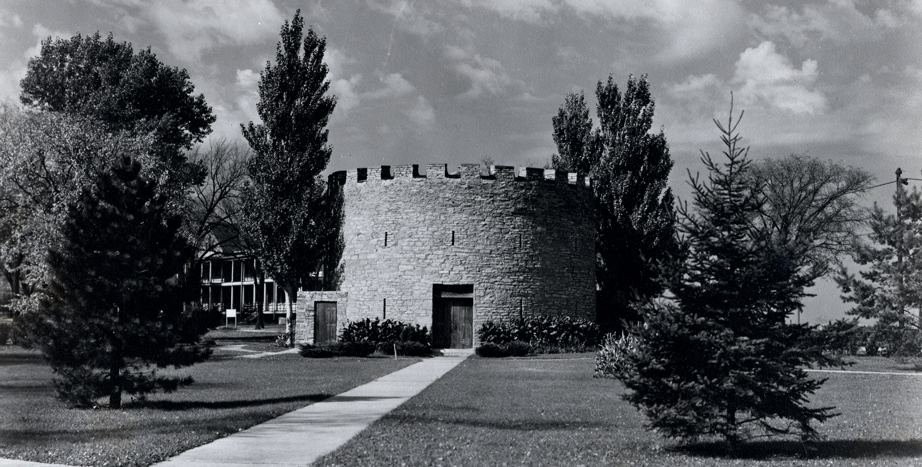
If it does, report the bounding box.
[241,10,339,345]
[20,32,214,185]
[0,106,161,296]
[750,154,873,284]
[551,75,678,331]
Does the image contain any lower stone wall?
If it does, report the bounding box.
[296,291,349,344]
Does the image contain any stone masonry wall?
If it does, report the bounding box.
[296,291,348,344]
[320,163,595,345]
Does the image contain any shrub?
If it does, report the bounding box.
[340,318,431,346]
[475,342,508,358]
[298,341,376,358]
[177,305,218,344]
[505,340,531,357]
[340,341,377,357]
[299,343,336,358]
[476,316,600,353]
[475,341,532,358]
[594,332,641,379]
[376,340,432,357]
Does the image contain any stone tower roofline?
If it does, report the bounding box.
[329,163,592,187]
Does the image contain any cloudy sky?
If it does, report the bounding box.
[1,0,921,323]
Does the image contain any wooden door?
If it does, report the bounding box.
[450,299,473,348]
[314,301,337,343]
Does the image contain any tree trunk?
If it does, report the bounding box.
[110,307,122,409]
[284,287,295,346]
[110,365,121,409]
[110,341,122,409]
[253,263,265,330]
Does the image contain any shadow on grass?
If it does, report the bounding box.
[678,439,922,460]
[389,412,611,432]
[129,393,333,411]
[0,351,45,365]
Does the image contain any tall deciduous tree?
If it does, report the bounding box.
[20,32,215,190]
[0,107,160,299]
[24,157,210,408]
[598,104,838,447]
[837,184,922,330]
[552,75,678,331]
[750,154,873,285]
[241,10,337,345]
[184,141,251,263]
[551,91,598,178]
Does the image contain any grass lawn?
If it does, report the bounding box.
[315,354,922,467]
[0,344,420,467]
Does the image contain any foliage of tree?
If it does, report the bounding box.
[241,10,338,345]
[837,184,922,330]
[551,91,598,177]
[20,31,214,189]
[551,75,678,331]
[184,140,250,262]
[749,154,873,285]
[598,104,838,447]
[22,157,210,408]
[0,107,161,300]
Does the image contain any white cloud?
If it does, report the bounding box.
[331,75,362,116]
[126,0,285,62]
[749,2,895,47]
[0,10,23,28]
[562,0,745,61]
[0,24,72,104]
[324,47,362,118]
[460,0,558,24]
[28,24,70,58]
[669,74,721,96]
[366,73,415,99]
[324,47,355,82]
[406,95,435,128]
[732,41,826,115]
[445,45,517,97]
[233,68,260,124]
[368,0,445,39]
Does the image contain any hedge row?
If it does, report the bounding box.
[340,318,430,346]
[301,318,433,358]
[477,315,600,354]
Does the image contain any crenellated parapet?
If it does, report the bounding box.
[333,163,590,188]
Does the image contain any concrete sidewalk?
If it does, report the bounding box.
[153,352,470,467]
[0,352,470,467]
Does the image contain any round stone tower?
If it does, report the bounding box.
[299,163,595,348]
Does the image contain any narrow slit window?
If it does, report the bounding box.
[451,231,455,246]
[384,232,388,247]
[383,298,387,319]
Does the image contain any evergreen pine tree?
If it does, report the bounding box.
[25,157,210,408]
[837,184,922,330]
[600,103,838,447]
